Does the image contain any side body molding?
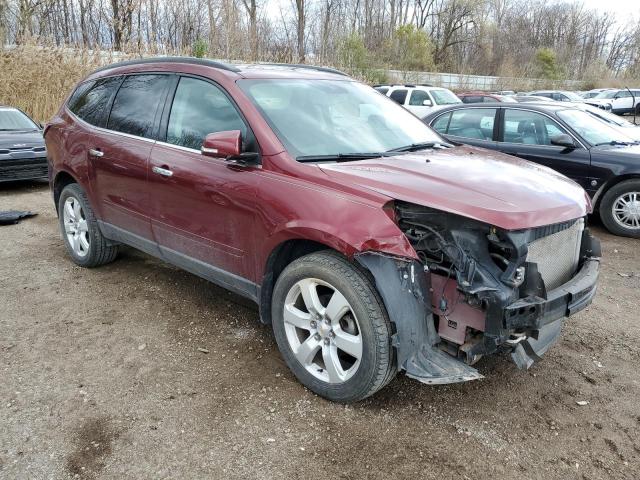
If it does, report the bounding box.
[355,252,483,384]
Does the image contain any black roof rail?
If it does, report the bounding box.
[260,63,349,76]
[91,56,241,75]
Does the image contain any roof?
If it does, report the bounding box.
[89,56,349,80]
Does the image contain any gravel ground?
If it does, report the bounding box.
[1,181,639,480]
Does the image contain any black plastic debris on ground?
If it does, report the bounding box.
[0,210,37,225]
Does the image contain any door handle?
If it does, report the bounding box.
[152,166,173,177]
[88,148,104,158]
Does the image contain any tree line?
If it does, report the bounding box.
[2,0,640,83]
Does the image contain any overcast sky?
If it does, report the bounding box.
[582,0,640,21]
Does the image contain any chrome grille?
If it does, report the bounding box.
[527,218,584,290]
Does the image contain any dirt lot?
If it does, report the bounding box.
[1,181,639,480]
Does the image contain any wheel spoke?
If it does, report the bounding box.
[322,345,346,383]
[71,233,80,253]
[294,334,321,366]
[333,327,363,359]
[73,200,83,220]
[64,200,75,221]
[298,279,324,315]
[325,290,350,324]
[79,233,90,251]
[77,219,88,233]
[283,304,312,330]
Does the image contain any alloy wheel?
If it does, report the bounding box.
[283,278,363,384]
[63,196,90,257]
[612,191,640,230]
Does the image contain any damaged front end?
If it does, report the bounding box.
[356,201,600,385]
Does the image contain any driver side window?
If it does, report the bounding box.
[167,77,247,150]
[503,109,568,145]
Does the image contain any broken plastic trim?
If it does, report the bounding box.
[355,251,483,385]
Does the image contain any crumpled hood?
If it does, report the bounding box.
[319,145,590,230]
[0,130,45,149]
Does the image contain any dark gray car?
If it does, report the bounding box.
[423,103,640,238]
[0,106,48,182]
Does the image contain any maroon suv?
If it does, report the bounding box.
[45,58,600,402]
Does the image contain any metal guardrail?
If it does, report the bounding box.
[386,69,584,91]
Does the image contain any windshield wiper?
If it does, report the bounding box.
[297,152,393,163]
[387,141,451,153]
[594,140,637,146]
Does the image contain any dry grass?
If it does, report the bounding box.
[0,45,128,123]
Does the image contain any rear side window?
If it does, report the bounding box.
[409,90,431,106]
[389,89,408,105]
[374,86,389,95]
[68,77,122,127]
[462,96,483,103]
[447,108,496,140]
[431,112,452,133]
[107,74,169,139]
[166,77,247,150]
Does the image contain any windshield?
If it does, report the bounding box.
[558,109,635,145]
[431,89,461,105]
[594,90,618,99]
[238,79,443,159]
[583,105,634,127]
[0,108,38,131]
[563,91,584,101]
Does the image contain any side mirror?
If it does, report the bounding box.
[550,134,576,149]
[201,130,260,166]
[422,99,433,106]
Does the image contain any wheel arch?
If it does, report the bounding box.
[52,170,80,214]
[258,238,336,324]
[593,173,640,212]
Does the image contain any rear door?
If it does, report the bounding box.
[429,107,498,149]
[147,75,261,291]
[496,107,593,192]
[90,74,171,243]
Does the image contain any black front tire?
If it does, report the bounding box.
[271,251,397,402]
[599,179,640,238]
[58,183,119,267]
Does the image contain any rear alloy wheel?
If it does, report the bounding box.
[271,251,396,402]
[58,183,119,267]
[600,179,640,238]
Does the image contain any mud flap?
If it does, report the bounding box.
[510,318,564,370]
[356,252,483,385]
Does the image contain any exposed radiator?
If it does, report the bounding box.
[527,218,584,290]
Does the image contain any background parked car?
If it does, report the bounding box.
[423,103,640,237]
[514,95,557,103]
[0,106,47,183]
[528,90,585,102]
[457,92,517,103]
[374,84,461,116]
[582,88,615,99]
[584,88,640,115]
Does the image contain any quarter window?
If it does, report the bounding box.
[446,108,496,140]
[389,89,408,105]
[69,77,122,127]
[503,109,568,145]
[107,74,169,139]
[166,77,247,150]
[431,112,452,133]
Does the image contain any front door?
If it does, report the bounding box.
[148,76,260,294]
[497,108,593,194]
